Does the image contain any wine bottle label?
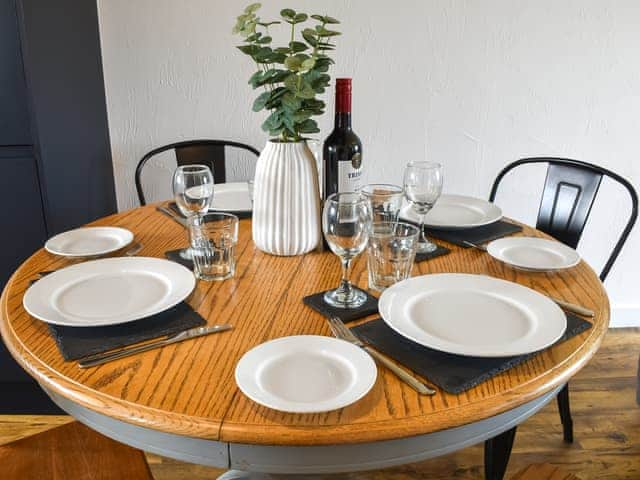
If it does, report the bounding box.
[337,152,363,192]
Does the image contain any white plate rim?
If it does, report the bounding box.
[486,237,581,271]
[210,182,252,212]
[23,257,195,327]
[400,194,502,230]
[44,227,134,257]
[378,273,567,357]
[235,335,377,413]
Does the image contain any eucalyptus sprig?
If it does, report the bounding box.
[233,3,340,142]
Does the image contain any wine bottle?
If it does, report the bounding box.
[323,78,363,198]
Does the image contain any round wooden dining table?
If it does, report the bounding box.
[0,205,609,479]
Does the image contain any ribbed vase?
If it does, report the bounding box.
[252,140,321,256]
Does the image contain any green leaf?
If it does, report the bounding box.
[252,90,271,111]
[237,44,259,55]
[262,110,283,131]
[300,58,316,71]
[244,3,261,14]
[289,41,308,53]
[293,110,313,122]
[293,13,308,23]
[301,28,317,47]
[315,26,340,37]
[284,74,298,91]
[284,56,302,71]
[296,82,315,99]
[311,14,340,24]
[281,92,301,111]
[280,8,295,18]
[274,47,290,54]
[256,20,281,27]
[296,119,320,134]
[257,35,272,44]
[314,57,334,72]
[265,87,288,108]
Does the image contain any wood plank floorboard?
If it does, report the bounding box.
[1,328,638,479]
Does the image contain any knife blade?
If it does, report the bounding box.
[78,324,232,368]
[156,205,188,227]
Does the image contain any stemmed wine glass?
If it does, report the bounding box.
[172,165,214,258]
[403,162,443,253]
[323,192,372,309]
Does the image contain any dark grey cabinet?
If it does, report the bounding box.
[0,0,116,412]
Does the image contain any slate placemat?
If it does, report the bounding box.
[426,220,523,247]
[168,202,252,220]
[166,249,194,270]
[352,313,591,394]
[415,245,451,263]
[48,301,206,361]
[303,287,379,323]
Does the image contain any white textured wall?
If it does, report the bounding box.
[97,0,640,326]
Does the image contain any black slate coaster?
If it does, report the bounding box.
[303,288,378,323]
[168,202,252,220]
[166,249,194,270]
[352,313,591,394]
[415,245,451,263]
[426,220,523,247]
[48,302,206,361]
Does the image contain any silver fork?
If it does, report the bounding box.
[327,317,436,395]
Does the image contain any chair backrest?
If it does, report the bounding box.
[489,157,638,281]
[135,139,260,206]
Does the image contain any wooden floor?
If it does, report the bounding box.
[1,328,638,480]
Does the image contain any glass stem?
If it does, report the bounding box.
[419,213,428,244]
[339,257,354,298]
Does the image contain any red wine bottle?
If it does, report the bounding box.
[323,78,363,198]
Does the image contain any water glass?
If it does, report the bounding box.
[367,222,419,291]
[189,213,239,281]
[323,192,372,309]
[359,184,404,223]
[172,165,214,218]
[403,162,443,253]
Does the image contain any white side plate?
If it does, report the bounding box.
[235,335,377,413]
[45,227,134,257]
[379,273,566,357]
[211,182,252,212]
[400,194,502,230]
[487,237,581,272]
[24,257,195,327]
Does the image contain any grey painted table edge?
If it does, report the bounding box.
[44,385,561,476]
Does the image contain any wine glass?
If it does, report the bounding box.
[323,192,372,309]
[172,165,214,259]
[403,162,443,253]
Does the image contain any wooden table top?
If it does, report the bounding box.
[0,205,610,446]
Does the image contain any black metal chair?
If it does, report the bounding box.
[135,139,260,206]
[483,157,638,480]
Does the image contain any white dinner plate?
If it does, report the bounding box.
[23,257,195,327]
[487,237,581,272]
[379,273,566,357]
[400,194,502,230]
[211,182,252,212]
[45,227,134,257]
[235,335,377,413]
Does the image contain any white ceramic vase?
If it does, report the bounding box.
[252,140,321,256]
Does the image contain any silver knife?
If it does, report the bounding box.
[78,324,232,368]
[156,205,188,227]
[327,317,436,395]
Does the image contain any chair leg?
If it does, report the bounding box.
[484,426,517,480]
[557,383,574,443]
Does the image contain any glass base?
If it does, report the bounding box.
[323,287,367,309]
[416,240,438,254]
